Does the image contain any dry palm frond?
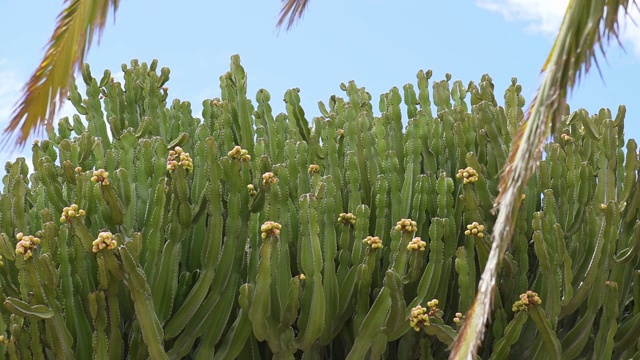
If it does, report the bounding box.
[276,0,310,31]
[450,0,638,358]
[3,0,119,149]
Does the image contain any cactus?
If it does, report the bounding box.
[0,56,638,359]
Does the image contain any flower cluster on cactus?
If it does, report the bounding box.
[90,169,109,185]
[395,218,418,233]
[337,212,356,225]
[464,221,485,238]
[92,231,117,253]
[260,221,282,239]
[512,290,543,313]
[363,236,383,249]
[166,146,194,172]
[407,237,427,251]
[456,166,479,184]
[15,233,41,260]
[227,145,251,161]
[60,204,86,223]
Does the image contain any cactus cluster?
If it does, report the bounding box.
[0,55,638,359]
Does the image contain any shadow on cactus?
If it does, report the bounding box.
[0,55,639,359]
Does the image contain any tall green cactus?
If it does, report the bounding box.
[0,55,638,359]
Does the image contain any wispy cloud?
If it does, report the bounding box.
[476,0,567,36]
[476,0,640,57]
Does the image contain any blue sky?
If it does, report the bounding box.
[1,0,640,170]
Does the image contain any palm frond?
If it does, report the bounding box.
[2,0,119,149]
[276,0,310,31]
[450,1,637,358]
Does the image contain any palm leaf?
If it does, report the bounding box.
[450,0,637,358]
[3,0,119,149]
[276,0,310,30]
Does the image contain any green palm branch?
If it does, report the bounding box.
[3,0,119,148]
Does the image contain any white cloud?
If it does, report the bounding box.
[476,0,640,57]
[476,0,568,36]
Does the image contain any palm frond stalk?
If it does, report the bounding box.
[3,0,119,149]
[450,0,638,358]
